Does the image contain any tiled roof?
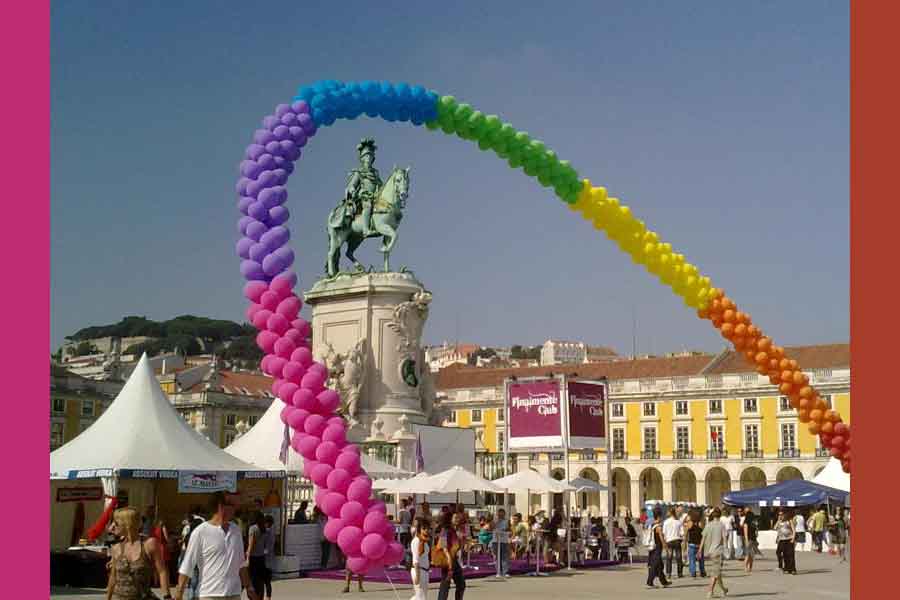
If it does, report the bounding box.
[436,354,716,391]
[703,343,850,374]
[185,370,274,397]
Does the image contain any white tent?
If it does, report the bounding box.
[50,354,271,478]
[417,465,504,494]
[812,458,850,492]
[373,472,434,493]
[568,477,608,493]
[225,398,412,479]
[493,468,575,493]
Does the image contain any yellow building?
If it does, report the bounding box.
[50,364,121,450]
[437,343,849,517]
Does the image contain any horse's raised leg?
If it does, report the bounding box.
[345,235,364,271]
[373,219,397,272]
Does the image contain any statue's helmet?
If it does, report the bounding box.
[357,137,377,160]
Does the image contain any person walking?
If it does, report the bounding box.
[774,510,796,574]
[175,492,258,600]
[743,508,759,573]
[410,519,431,600]
[246,513,269,599]
[698,507,729,599]
[810,506,827,552]
[399,498,413,550]
[792,510,807,551]
[313,506,331,569]
[686,510,707,578]
[663,508,685,579]
[732,508,745,561]
[262,515,275,600]
[292,501,309,524]
[493,509,511,577]
[720,509,734,560]
[830,507,848,562]
[646,507,671,589]
[106,507,172,600]
[436,511,465,600]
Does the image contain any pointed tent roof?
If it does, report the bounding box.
[493,468,574,493]
[811,458,850,492]
[50,354,274,479]
[224,397,412,480]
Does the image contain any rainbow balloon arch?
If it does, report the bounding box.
[233,80,851,573]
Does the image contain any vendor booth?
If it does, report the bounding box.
[50,355,284,585]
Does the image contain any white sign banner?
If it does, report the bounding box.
[177,471,237,494]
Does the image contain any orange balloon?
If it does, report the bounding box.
[734,323,748,337]
[757,337,772,352]
[798,386,813,399]
[747,325,760,338]
[824,409,839,422]
[709,298,722,313]
[815,398,828,411]
[755,352,769,365]
[721,297,735,311]
[798,398,811,410]
[808,422,821,435]
[788,359,798,371]
[792,371,806,385]
[821,421,834,435]
[798,409,810,423]
[742,313,753,325]
[790,396,802,409]
[779,382,794,395]
[744,349,757,361]
[734,311,746,324]
[731,336,746,350]
[721,323,735,338]
[768,374,781,385]
[711,288,724,300]
[777,359,789,371]
[697,308,710,320]
[810,409,824,422]
[755,365,768,375]
[723,309,736,323]
[711,316,723,329]
[771,346,785,360]
[781,370,794,382]
[768,358,780,371]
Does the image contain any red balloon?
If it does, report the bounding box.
[830,435,845,449]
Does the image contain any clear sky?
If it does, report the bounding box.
[51,1,848,356]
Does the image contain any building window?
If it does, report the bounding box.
[781,423,796,451]
[81,399,94,417]
[676,426,690,454]
[612,403,624,418]
[52,398,66,414]
[710,425,724,452]
[743,398,758,414]
[226,414,237,426]
[448,411,457,424]
[709,399,723,415]
[643,402,656,417]
[496,408,505,422]
[224,432,235,446]
[51,422,65,450]
[249,415,259,426]
[643,427,657,452]
[471,409,482,423]
[612,428,625,458]
[675,401,689,416]
[780,396,792,412]
[745,424,760,453]
[497,431,505,452]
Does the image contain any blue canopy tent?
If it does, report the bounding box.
[723,479,849,508]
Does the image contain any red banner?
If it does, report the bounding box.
[567,381,607,449]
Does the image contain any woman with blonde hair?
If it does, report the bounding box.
[106,506,171,600]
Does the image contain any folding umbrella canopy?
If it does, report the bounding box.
[493,468,574,493]
[420,465,504,494]
[373,472,434,494]
[568,477,607,493]
[723,479,849,507]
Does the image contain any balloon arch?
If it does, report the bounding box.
[233,80,850,573]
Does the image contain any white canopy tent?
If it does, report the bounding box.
[493,468,575,494]
[373,472,434,494]
[418,465,504,494]
[225,397,412,479]
[811,458,851,492]
[568,477,608,493]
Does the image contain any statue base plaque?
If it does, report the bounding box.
[304,271,437,444]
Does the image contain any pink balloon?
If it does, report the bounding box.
[317,389,341,414]
[270,275,293,299]
[271,378,284,396]
[380,520,395,540]
[370,500,387,514]
[323,517,345,543]
[326,468,352,495]
[256,330,279,354]
[343,444,362,455]
[383,541,404,566]
[308,362,328,378]
[310,463,334,487]
[296,434,320,460]
[302,458,319,479]
[274,336,296,359]
[322,423,347,446]
[363,511,385,535]
[300,370,326,392]
[280,405,295,425]
[267,312,290,335]
[327,416,347,428]
[322,492,347,519]
[286,408,309,430]
[336,452,362,477]
[260,290,280,310]
[292,318,312,338]
[346,556,370,575]
[291,346,313,367]
[337,526,364,556]
[361,533,387,560]
[282,360,305,383]
[278,382,299,403]
[266,356,287,378]
[303,413,327,437]
[252,308,273,330]
[276,296,302,320]
[245,302,263,323]
[340,501,366,527]
[316,440,340,465]
[314,488,328,510]
[244,281,269,303]
[346,478,373,503]
[292,388,318,411]
[260,354,272,373]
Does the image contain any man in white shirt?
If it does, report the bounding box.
[720,509,734,560]
[662,508,685,579]
[175,491,258,600]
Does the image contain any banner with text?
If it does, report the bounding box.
[507,379,564,449]
[566,381,607,449]
[177,471,237,494]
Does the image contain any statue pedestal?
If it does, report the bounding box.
[304,271,433,444]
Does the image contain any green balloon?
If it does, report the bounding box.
[513,131,530,146]
[537,169,554,187]
[440,95,457,108]
[477,138,492,151]
[508,155,523,169]
[425,119,440,131]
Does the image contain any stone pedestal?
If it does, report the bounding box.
[304,271,435,443]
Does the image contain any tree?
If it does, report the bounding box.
[67,341,99,357]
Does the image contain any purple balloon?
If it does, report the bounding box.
[235,177,251,195]
[262,253,286,276]
[237,215,254,235]
[275,103,292,118]
[273,125,290,141]
[265,140,283,156]
[262,115,279,130]
[289,126,307,147]
[237,196,253,215]
[258,187,280,209]
[272,169,288,186]
[281,112,298,126]
[297,113,317,136]
[279,140,297,156]
[274,246,295,267]
[261,225,290,250]
[240,160,262,180]
[276,270,298,289]
[257,170,277,190]
[244,179,263,198]
[248,242,270,263]
[284,146,302,162]
[258,154,276,171]
[248,202,269,222]
[245,220,269,241]
[291,100,310,114]
[236,237,254,259]
[269,206,290,226]
[245,144,266,160]
[240,260,266,281]
[253,129,275,145]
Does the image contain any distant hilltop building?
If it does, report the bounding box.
[540,339,618,366]
[425,342,481,372]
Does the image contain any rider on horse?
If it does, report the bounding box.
[344,137,383,236]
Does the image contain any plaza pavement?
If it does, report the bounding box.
[51,551,849,599]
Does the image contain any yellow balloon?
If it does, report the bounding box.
[644,231,659,244]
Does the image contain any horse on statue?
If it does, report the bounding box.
[326,167,410,277]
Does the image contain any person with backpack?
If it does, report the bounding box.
[645,507,671,589]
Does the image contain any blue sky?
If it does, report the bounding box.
[51,1,848,356]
